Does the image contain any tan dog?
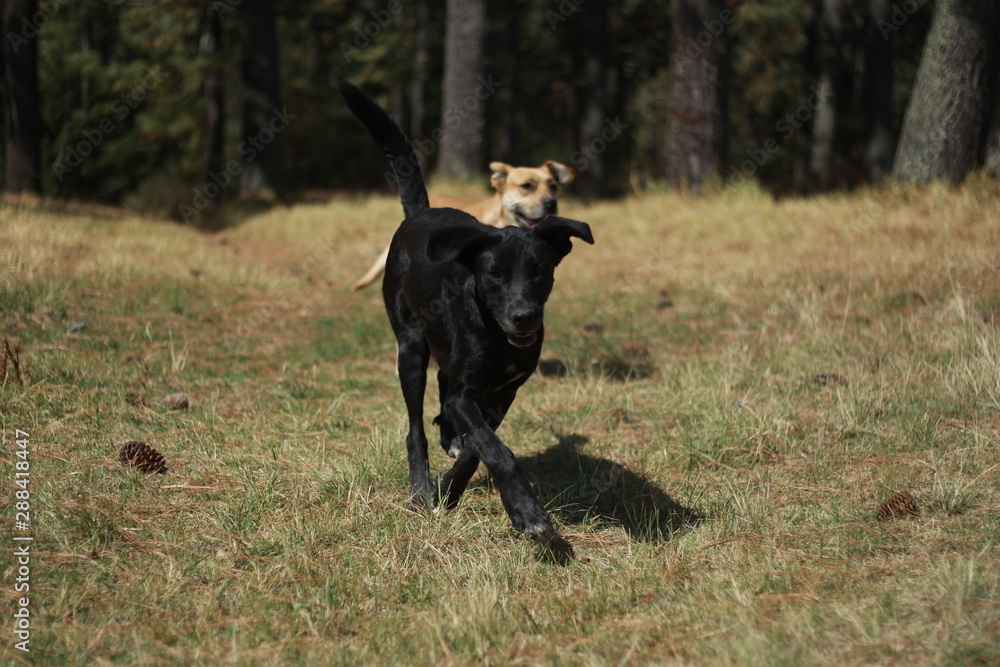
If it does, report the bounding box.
[352,160,575,291]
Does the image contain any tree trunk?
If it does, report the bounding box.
[864,0,895,182]
[986,70,1000,177]
[577,0,609,199]
[3,0,42,194]
[809,0,846,191]
[666,0,719,192]
[200,6,225,195]
[438,0,487,179]
[409,0,430,144]
[492,0,518,162]
[792,0,821,192]
[390,4,406,125]
[892,0,1000,183]
[239,0,287,196]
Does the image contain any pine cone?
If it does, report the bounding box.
[118,441,167,474]
[877,491,919,520]
[813,373,847,386]
[124,393,147,407]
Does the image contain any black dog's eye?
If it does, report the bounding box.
[486,271,504,284]
[533,264,551,278]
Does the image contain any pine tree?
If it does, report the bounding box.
[666,0,720,192]
[893,0,1000,183]
[438,0,487,179]
[239,0,287,195]
[4,0,42,194]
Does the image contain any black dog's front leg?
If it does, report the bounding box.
[438,384,515,509]
[443,393,553,537]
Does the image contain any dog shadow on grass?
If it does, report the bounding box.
[518,433,702,542]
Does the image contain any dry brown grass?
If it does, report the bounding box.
[1,177,998,664]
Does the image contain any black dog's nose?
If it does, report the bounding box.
[511,308,538,328]
[543,197,557,214]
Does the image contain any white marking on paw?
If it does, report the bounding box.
[523,523,553,538]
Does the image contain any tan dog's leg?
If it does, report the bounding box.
[353,244,390,291]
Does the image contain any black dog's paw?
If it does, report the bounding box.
[533,532,575,565]
[526,524,575,565]
[433,415,463,458]
[409,483,439,511]
[409,496,436,512]
[439,433,462,458]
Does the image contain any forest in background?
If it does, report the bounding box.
[2,0,999,222]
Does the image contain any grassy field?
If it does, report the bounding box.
[2,177,999,665]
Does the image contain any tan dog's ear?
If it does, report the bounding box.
[544,161,575,185]
[489,162,512,191]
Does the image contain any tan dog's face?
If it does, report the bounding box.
[490,161,575,228]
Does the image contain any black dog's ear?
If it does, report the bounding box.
[533,216,594,263]
[426,225,500,266]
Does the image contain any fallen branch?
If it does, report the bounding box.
[1,338,23,385]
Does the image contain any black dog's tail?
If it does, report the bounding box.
[339,82,430,218]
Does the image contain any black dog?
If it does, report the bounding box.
[341,83,593,561]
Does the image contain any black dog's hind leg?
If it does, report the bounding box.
[434,370,462,458]
[439,448,479,509]
[438,386,516,509]
[437,370,480,509]
[396,332,437,508]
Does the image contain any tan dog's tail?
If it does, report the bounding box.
[353,244,390,291]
